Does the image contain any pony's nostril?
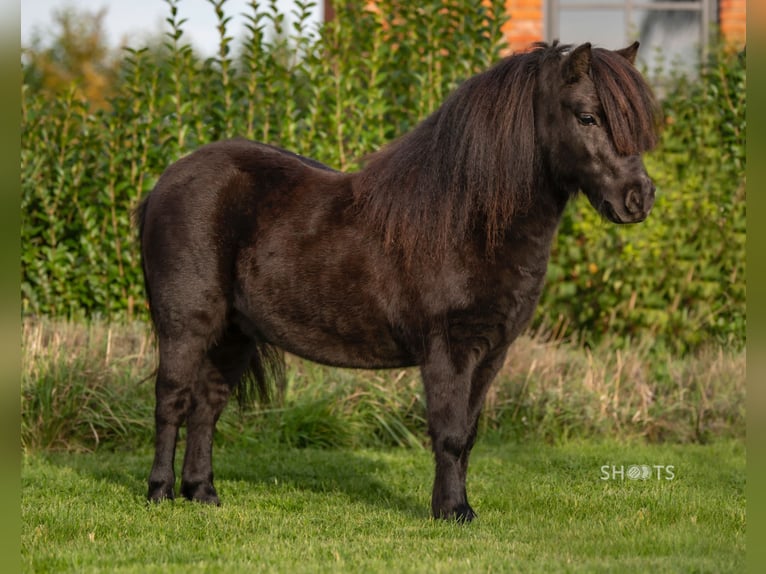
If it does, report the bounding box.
[625,189,642,214]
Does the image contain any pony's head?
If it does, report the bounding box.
[536,42,660,223]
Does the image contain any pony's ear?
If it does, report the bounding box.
[616,41,640,64]
[563,43,592,84]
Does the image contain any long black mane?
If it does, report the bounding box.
[353,42,659,259]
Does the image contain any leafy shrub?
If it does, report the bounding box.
[21,0,506,319]
[21,1,745,352]
[538,45,746,353]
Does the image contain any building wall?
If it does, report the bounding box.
[502,0,747,52]
[326,1,747,51]
[502,0,544,54]
[719,0,747,46]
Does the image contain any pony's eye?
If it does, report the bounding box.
[578,113,597,126]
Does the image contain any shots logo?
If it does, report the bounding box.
[600,464,675,481]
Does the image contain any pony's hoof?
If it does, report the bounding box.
[434,503,477,523]
[181,481,221,505]
[147,481,175,502]
[454,503,477,523]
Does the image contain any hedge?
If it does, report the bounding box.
[21,0,745,353]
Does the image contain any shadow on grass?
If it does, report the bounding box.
[222,446,429,518]
[37,444,429,519]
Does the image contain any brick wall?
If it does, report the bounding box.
[719,0,747,46]
[502,0,544,54]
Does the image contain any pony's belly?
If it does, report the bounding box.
[274,334,416,370]
[233,298,417,370]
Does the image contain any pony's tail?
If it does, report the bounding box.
[133,195,153,313]
[234,341,286,408]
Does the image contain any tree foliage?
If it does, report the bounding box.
[23,6,122,109]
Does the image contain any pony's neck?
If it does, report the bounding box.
[503,176,571,241]
[352,53,542,260]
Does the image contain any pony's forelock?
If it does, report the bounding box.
[591,48,661,155]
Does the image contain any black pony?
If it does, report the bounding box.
[137,42,660,521]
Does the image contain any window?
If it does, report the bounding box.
[546,0,717,78]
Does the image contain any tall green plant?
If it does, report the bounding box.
[21,0,507,318]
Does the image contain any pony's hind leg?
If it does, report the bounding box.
[147,333,207,502]
[180,324,256,504]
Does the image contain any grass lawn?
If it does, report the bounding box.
[22,438,744,573]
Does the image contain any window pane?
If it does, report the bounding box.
[558,0,625,5]
[631,10,702,76]
[557,10,626,49]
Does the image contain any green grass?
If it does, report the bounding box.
[22,439,744,573]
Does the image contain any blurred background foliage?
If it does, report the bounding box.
[20,0,745,355]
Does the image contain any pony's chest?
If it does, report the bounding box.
[454,246,553,343]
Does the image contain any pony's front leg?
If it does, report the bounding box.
[421,340,477,522]
[457,347,509,496]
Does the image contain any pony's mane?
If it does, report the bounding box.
[353,42,659,260]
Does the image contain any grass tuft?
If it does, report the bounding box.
[486,333,745,444]
[21,319,156,451]
[21,319,744,453]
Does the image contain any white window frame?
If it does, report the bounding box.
[545,0,718,56]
